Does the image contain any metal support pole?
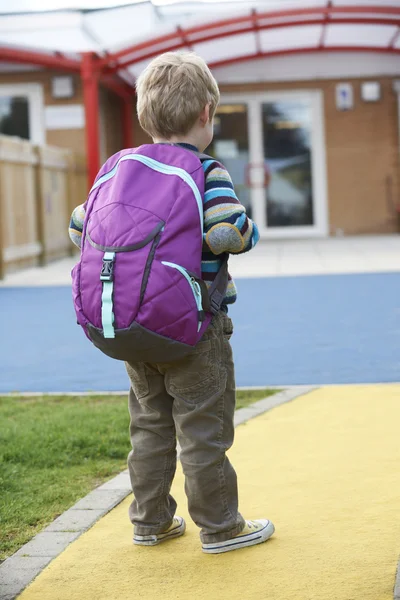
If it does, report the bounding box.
[393,80,400,229]
[82,52,100,190]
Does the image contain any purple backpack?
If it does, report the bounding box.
[72,144,228,363]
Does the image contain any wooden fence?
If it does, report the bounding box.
[0,135,87,279]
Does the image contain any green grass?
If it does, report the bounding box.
[236,388,278,410]
[0,388,278,561]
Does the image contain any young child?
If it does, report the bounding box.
[69,51,274,554]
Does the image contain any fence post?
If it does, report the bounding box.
[0,145,4,280]
[66,152,76,257]
[34,145,47,266]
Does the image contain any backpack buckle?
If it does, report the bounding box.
[210,298,220,315]
[210,291,223,315]
[100,255,115,281]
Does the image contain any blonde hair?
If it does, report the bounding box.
[136,52,220,139]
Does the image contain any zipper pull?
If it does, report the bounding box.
[192,279,202,298]
[192,279,204,332]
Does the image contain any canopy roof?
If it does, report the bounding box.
[0,0,399,83]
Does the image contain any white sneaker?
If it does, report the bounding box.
[133,516,186,546]
[202,519,275,554]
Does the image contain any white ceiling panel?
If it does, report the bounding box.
[325,23,398,47]
[193,31,257,62]
[213,50,400,82]
[84,3,160,51]
[0,28,95,52]
[333,0,400,6]
[127,57,155,78]
[260,25,322,52]
[0,12,82,32]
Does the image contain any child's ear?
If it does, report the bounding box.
[199,103,211,126]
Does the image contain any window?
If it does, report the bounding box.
[0,84,44,144]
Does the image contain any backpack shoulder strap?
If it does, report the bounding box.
[189,149,229,314]
[190,150,215,163]
[207,253,229,315]
[171,143,230,314]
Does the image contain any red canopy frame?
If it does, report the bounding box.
[0,3,399,188]
[100,5,400,72]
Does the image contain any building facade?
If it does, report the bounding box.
[0,52,399,238]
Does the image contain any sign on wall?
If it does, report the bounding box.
[51,76,75,99]
[44,105,85,130]
[361,81,381,102]
[335,83,354,111]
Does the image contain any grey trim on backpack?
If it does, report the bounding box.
[190,150,215,162]
[87,321,194,364]
[86,221,165,253]
[207,254,229,315]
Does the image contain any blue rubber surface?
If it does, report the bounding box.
[1,272,399,393]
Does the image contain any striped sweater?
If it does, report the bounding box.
[69,143,259,305]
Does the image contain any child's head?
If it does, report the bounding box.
[136,51,220,151]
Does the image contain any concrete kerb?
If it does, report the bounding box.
[0,386,314,600]
[2,383,397,398]
[394,563,400,600]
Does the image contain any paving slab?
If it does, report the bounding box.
[13,532,81,558]
[394,565,400,599]
[96,471,131,491]
[70,489,130,511]
[43,509,106,532]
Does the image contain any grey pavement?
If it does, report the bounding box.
[1,236,399,287]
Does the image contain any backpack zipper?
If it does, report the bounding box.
[161,261,203,332]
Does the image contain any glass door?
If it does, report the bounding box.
[207,103,251,217]
[218,91,328,238]
[262,100,313,228]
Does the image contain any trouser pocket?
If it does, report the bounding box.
[125,362,149,399]
[165,337,224,404]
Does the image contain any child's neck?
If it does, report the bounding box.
[153,134,201,151]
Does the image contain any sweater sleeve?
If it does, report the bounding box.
[69,204,86,249]
[202,160,259,255]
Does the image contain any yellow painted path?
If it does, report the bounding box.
[19,386,400,600]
